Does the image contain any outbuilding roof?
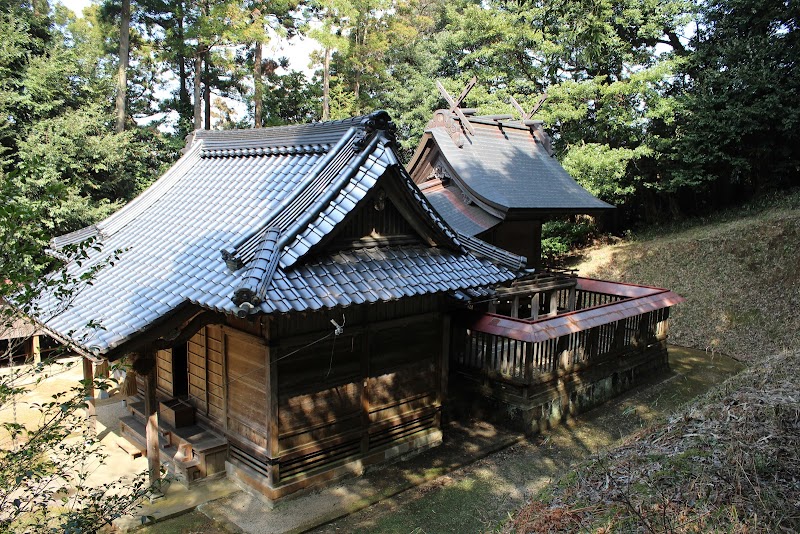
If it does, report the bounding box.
[407,111,613,234]
[36,112,517,357]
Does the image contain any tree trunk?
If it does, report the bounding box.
[114,0,131,133]
[177,5,190,125]
[322,47,331,121]
[193,51,203,130]
[254,41,263,127]
[204,51,211,130]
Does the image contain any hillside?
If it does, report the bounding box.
[571,191,800,363]
[509,193,800,532]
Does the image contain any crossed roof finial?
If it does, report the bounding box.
[436,77,477,135]
[509,94,547,122]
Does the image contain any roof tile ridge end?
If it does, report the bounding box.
[232,227,282,317]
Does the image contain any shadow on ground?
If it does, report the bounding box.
[148,346,743,534]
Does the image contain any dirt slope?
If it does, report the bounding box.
[510,194,800,533]
[570,194,800,363]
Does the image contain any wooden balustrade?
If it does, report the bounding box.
[452,293,672,388]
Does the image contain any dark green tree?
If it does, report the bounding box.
[674,0,800,201]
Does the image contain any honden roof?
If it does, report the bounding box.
[408,111,613,235]
[38,113,517,356]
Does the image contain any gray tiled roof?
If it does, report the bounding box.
[36,115,514,356]
[421,182,501,237]
[428,121,613,213]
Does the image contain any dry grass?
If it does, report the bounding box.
[508,350,800,533]
[569,192,800,363]
[509,193,800,533]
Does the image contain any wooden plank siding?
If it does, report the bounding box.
[181,295,447,497]
[187,328,209,415]
[205,325,225,424]
[225,329,268,449]
[226,295,445,490]
[156,348,173,397]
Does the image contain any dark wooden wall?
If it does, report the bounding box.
[156,348,173,397]
[187,324,225,424]
[479,220,542,269]
[267,295,444,489]
[177,295,446,497]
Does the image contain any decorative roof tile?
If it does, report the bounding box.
[36,113,516,356]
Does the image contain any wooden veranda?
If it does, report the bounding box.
[449,275,684,432]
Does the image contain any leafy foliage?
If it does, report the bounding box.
[540,219,597,265]
[1,237,149,532]
[0,364,149,533]
[673,0,800,197]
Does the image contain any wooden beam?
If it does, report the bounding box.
[509,95,526,119]
[31,335,40,365]
[436,79,476,135]
[509,93,547,121]
[528,94,547,118]
[82,356,96,435]
[454,77,477,108]
[141,352,161,489]
[497,278,577,298]
[105,307,216,361]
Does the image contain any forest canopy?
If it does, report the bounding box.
[1,0,798,273]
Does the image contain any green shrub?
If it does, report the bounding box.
[541,219,596,264]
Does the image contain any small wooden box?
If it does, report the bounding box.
[160,398,195,428]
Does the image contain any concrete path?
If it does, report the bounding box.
[140,345,742,534]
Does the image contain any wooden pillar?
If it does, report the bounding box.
[488,300,497,314]
[588,327,600,359]
[655,308,670,341]
[557,335,570,370]
[439,314,451,423]
[637,312,652,348]
[95,359,110,399]
[511,296,519,318]
[31,335,41,365]
[613,319,627,349]
[140,351,161,489]
[530,294,539,320]
[265,344,279,487]
[360,331,371,454]
[82,356,96,435]
[567,286,577,312]
[523,342,534,393]
[548,291,559,317]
